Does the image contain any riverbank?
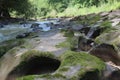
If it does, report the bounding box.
[0,9,120,80]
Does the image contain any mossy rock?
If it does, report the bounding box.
[95,30,120,55]
[0,39,25,58]
[95,30,120,45]
[17,51,105,80]
[56,36,78,50]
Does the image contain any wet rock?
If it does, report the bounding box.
[31,22,51,32]
[108,9,120,17]
[7,56,60,80]
[78,36,95,51]
[80,69,101,80]
[107,70,120,80]
[111,18,120,26]
[71,24,84,31]
[17,51,105,80]
[0,20,9,25]
[87,27,105,39]
[102,62,120,80]
[79,27,91,35]
[90,43,120,66]
[16,32,30,38]
[31,23,39,28]
[19,21,28,27]
[31,23,42,32]
[0,23,4,28]
[95,30,120,45]
[100,12,109,17]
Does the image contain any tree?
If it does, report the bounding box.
[47,0,68,12]
[0,0,33,18]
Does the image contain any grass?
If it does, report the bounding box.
[56,1,120,17]
[56,29,78,50]
[10,0,120,19]
[17,75,34,80]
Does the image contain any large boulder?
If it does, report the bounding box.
[95,30,120,46]
[17,51,105,80]
[90,43,120,66]
[94,20,120,54]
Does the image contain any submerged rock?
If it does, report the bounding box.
[16,32,31,39]
[0,23,4,28]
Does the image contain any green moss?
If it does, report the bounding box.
[101,21,111,27]
[17,50,105,80]
[0,39,25,58]
[21,50,55,61]
[58,66,69,72]
[64,30,74,37]
[56,36,78,50]
[100,20,116,33]
[60,51,105,70]
[17,75,35,80]
[56,51,105,79]
[60,29,67,33]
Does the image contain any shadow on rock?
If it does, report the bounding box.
[6,56,61,80]
[90,43,120,66]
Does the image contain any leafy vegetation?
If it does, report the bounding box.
[1,0,119,18]
[28,0,120,18]
[0,0,34,18]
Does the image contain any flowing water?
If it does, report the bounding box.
[0,20,59,42]
[1,18,120,80]
[0,19,63,80]
[0,24,31,42]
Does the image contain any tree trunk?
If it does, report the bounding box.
[0,8,10,18]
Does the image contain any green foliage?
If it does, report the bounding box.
[0,0,34,18]
[2,0,119,18]
[28,0,120,18]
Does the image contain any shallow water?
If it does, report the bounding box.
[0,20,58,42]
[0,24,31,42]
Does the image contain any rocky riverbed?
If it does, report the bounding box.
[0,9,120,80]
